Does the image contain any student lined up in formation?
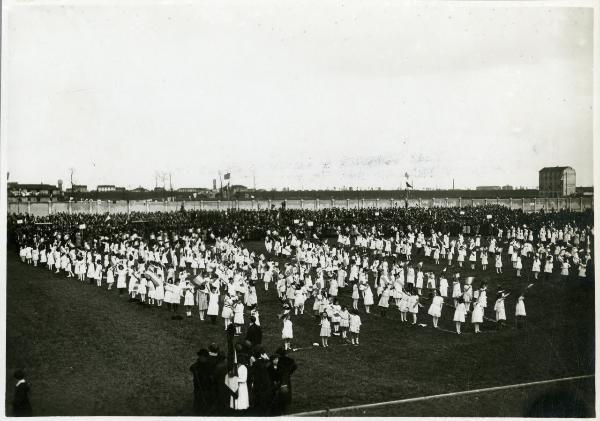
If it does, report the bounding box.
[11,205,593,341]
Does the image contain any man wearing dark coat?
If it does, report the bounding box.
[245,316,263,346]
[12,369,32,417]
[248,347,273,416]
[189,349,210,415]
[268,347,297,415]
[205,343,227,415]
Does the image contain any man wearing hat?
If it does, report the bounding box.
[248,346,273,415]
[189,349,211,415]
[204,343,227,415]
[245,316,263,346]
[268,347,297,415]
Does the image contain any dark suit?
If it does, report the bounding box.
[12,381,32,417]
[205,353,228,415]
[249,358,273,415]
[189,357,210,415]
[268,355,297,415]
[245,323,263,346]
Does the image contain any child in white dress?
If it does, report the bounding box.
[453,297,466,334]
[515,294,527,329]
[281,314,293,351]
[339,306,350,339]
[349,309,362,346]
[319,313,331,348]
[427,291,443,328]
[352,283,360,310]
[494,292,509,329]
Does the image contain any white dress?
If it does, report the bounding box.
[230,364,250,410]
[452,282,462,298]
[363,287,374,306]
[439,278,448,297]
[184,288,195,306]
[116,268,127,289]
[207,292,219,315]
[282,319,293,339]
[494,299,506,321]
[515,298,526,316]
[427,296,443,317]
[155,284,165,301]
[349,314,361,333]
[453,303,466,322]
[471,303,484,323]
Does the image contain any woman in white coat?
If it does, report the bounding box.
[230,362,249,411]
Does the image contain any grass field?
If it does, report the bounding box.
[5,241,595,416]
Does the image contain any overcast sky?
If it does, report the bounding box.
[3,1,594,190]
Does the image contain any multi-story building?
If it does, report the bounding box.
[96,185,116,192]
[539,166,576,197]
[66,184,88,193]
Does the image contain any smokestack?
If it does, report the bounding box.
[58,179,63,191]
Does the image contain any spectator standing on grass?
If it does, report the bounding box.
[269,347,297,415]
[249,347,274,415]
[204,343,227,415]
[246,316,262,346]
[230,356,250,413]
[190,349,211,415]
[12,369,32,417]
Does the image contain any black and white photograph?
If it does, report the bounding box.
[0,0,598,417]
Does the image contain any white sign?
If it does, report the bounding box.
[79,224,86,229]
[486,215,492,219]
[307,221,313,227]
[460,211,465,215]
[375,212,380,216]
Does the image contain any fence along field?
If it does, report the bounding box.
[7,196,595,217]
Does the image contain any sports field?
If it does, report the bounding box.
[5,241,595,416]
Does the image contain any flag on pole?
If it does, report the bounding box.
[406,181,413,188]
[405,172,409,179]
[224,172,231,180]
